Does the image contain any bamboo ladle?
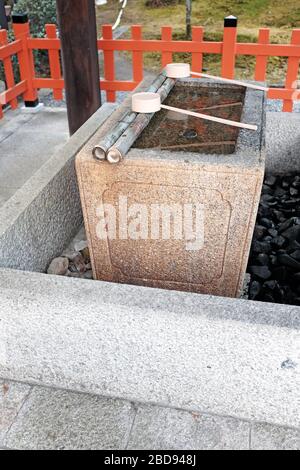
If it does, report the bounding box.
[131,92,258,131]
[165,63,269,92]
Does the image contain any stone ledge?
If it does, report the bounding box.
[0,268,299,429]
[0,103,116,272]
[266,112,300,175]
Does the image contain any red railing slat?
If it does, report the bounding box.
[12,21,38,102]
[192,27,204,73]
[1,20,300,118]
[255,29,270,82]
[161,27,173,67]
[46,24,63,101]
[0,29,18,109]
[102,24,116,102]
[131,25,144,84]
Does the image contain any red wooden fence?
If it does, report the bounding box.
[1,20,300,119]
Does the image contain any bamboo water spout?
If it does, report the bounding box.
[92,73,168,160]
[106,78,176,164]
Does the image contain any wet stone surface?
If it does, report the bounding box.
[247,173,300,306]
[134,83,245,154]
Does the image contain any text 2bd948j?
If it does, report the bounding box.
[104,454,197,467]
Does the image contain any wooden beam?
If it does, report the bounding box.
[56,0,101,135]
[0,0,8,30]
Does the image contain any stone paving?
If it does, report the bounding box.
[0,106,69,208]
[0,379,299,450]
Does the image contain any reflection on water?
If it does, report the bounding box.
[134,83,246,155]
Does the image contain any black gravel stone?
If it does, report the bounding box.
[247,173,300,306]
[254,225,267,239]
[278,254,300,270]
[261,194,275,203]
[272,266,289,282]
[262,184,273,195]
[256,253,269,266]
[282,225,300,242]
[290,187,299,197]
[268,228,278,237]
[264,175,277,187]
[290,250,300,261]
[249,266,272,280]
[274,187,286,197]
[270,236,286,249]
[249,281,261,300]
[287,240,300,252]
[260,218,274,229]
[251,240,272,254]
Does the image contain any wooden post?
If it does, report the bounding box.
[0,0,8,30]
[186,0,192,40]
[56,0,101,135]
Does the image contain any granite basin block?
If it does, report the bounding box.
[76,78,266,297]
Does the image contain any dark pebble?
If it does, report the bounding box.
[249,281,261,300]
[262,184,273,195]
[290,250,300,261]
[256,253,269,266]
[281,225,300,242]
[268,228,278,237]
[249,266,272,280]
[290,187,299,197]
[270,236,286,249]
[274,187,287,197]
[272,266,289,282]
[277,254,300,270]
[287,240,300,252]
[252,241,272,254]
[254,225,267,239]
[260,218,274,229]
[264,175,277,187]
[248,173,300,307]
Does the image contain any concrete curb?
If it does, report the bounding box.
[0,268,299,429]
[0,103,116,272]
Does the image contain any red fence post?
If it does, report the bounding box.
[255,28,270,82]
[221,15,237,79]
[131,25,144,85]
[102,24,116,102]
[12,13,39,107]
[46,24,63,101]
[192,26,204,73]
[161,26,173,68]
[0,29,18,109]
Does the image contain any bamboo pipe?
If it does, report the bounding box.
[92,72,168,160]
[106,78,176,164]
